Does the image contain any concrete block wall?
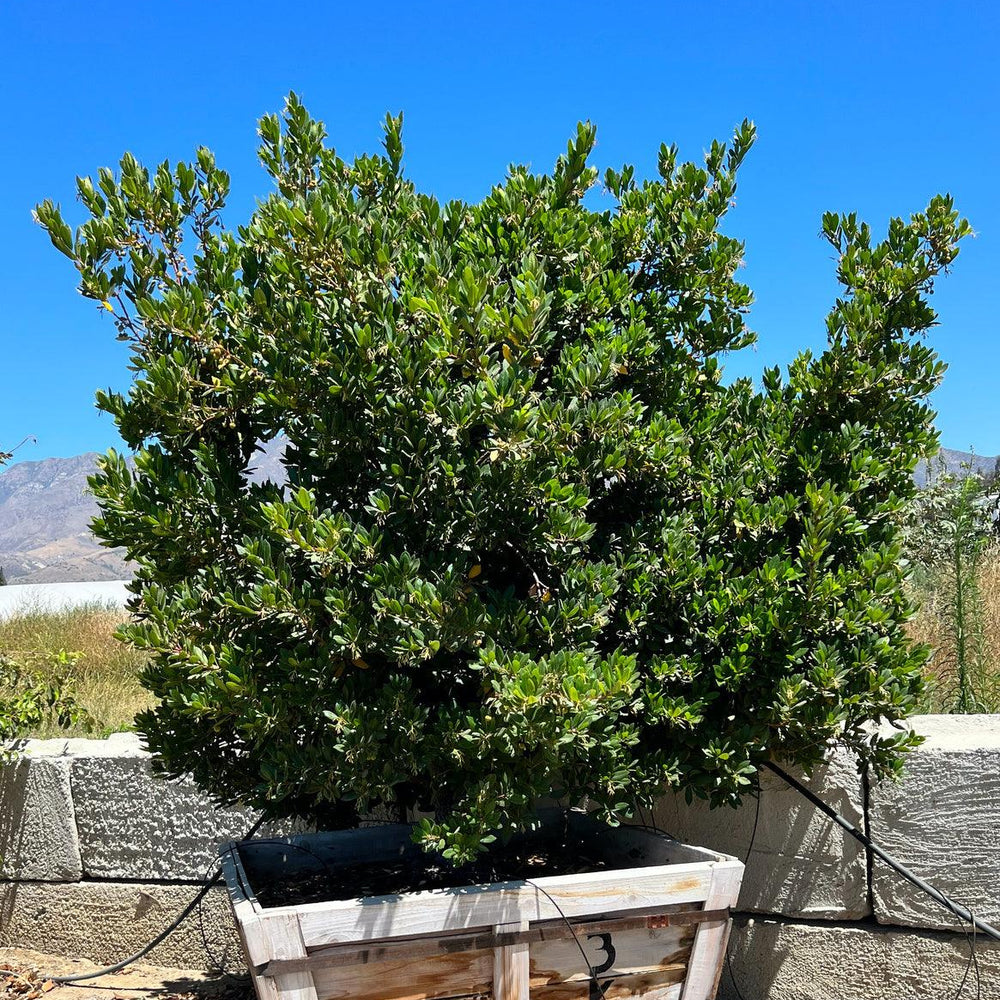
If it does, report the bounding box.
[721,919,1000,1000]
[1,716,997,997]
[653,747,870,920]
[654,715,1000,999]
[868,716,1000,932]
[0,734,256,968]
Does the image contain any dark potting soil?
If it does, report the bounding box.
[249,831,620,908]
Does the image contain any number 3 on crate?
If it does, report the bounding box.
[587,932,617,975]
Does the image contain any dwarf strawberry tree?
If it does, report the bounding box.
[36,96,969,860]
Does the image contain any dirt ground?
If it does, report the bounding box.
[0,949,250,1000]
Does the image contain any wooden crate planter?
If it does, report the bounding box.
[220,815,743,1000]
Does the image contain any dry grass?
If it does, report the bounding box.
[0,602,155,738]
[907,549,1000,713]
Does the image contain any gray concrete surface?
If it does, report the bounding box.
[10,735,300,882]
[653,748,869,919]
[720,916,1000,1000]
[0,580,130,620]
[69,736,261,880]
[0,751,80,881]
[0,881,241,970]
[869,713,1000,932]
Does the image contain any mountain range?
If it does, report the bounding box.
[0,441,287,584]
[912,447,998,486]
[0,442,994,584]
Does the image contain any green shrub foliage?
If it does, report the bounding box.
[37,96,970,860]
[0,449,94,754]
[0,650,94,758]
[904,465,998,712]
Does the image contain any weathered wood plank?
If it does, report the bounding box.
[294,863,716,948]
[677,920,730,1000]
[265,912,320,1000]
[304,923,694,1000]
[310,948,492,1000]
[221,843,281,990]
[221,841,260,910]
[260,909,724,976]
[533,969,685,999]
[678,861,742,1000]
[493,920,529,1000]
[529,924,693,985]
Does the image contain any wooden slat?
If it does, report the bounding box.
[259,909,727,977]
[310,947,492,1000]
[529,923,693,985]
[244,915,284,973]
[220,840,259,909]
[221,834,283,991]
[679,921,731,1000]
[301,922,695,1000]
[493,921,529,1000]
[533,969,685,999]
[293,862,716,948]
[264,913,320,1000]
[678,861,743,1000]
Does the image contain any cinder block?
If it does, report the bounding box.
[0,748,81,881]
[67,736,264,881]
[720,916,1000,1000]
[869,714,1000,931]
[651,749,869,919]
[67,734,309,880]
[64,732,147,759]
[0,880,242,971]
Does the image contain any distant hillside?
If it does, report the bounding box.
[0,453,127,584]
[913,447,998,486]
[0,439,994,584]
[0,440,287,585]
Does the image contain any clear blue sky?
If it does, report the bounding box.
[2,1,998,464]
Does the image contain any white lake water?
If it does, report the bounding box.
[0,580,131,620]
